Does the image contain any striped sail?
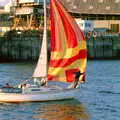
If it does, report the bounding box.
[48,0,87,82]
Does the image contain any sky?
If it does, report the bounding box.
[0,0,10,6]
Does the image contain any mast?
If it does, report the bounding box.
[44,0,48,85]
[32,0,48,81]
[44,0,48,74]
[44,0,47,40]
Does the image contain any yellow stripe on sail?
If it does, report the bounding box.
[48,58,86,76]
[51,40,86,60]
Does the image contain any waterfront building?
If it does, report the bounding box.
[1,0,120,34]
[11,0,44,30]
[61,0,120,35]
[0,6,11,36]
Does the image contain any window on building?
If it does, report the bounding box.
[111,24,119,32]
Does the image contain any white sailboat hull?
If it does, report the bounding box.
[0,88,79,102]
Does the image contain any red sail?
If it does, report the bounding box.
[48,0,87,82]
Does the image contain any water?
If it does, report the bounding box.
[0,60,120,120]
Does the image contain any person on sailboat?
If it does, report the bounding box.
[34,77,47,87]
[3,83,13,88]
[73,71,85,88]
[68,71,84,89]
[40,77,47,86]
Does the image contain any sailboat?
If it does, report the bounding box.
[0,0,87,102]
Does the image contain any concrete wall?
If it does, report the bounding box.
[87,36,120,59]
[0,35,120,62]
[0,35,42,61]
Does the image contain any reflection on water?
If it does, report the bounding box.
[0,100,90,120]
[33,100,91,120]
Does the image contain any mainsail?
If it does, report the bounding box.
[33,0,48,78]
[48,0,87,82]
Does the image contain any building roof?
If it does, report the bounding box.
[60,0,120,15]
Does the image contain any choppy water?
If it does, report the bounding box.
[0,60,120,120]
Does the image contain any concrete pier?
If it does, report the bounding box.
[0,33,42,62]
[0,33,120,62]
[87,35,120,59]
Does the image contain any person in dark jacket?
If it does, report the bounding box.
[3,83,13,88]
[73,71,84,88]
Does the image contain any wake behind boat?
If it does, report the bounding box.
[0,0,87,102]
